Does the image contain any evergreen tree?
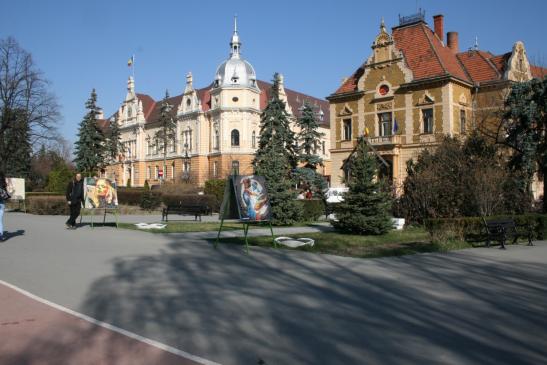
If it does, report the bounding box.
[3,108,31,177]
[295,101,327,196]
[105,116,123,164]
[333,137,393,234]
[503,77,547,211]
[154,90,177,181]
[254,73,298,169]
[74,89,105,175]
[254,73,301,224]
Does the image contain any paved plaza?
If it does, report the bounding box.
[1,212,547,365]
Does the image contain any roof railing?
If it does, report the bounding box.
[398,9,426,26]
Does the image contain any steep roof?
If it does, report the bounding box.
[330,19,546,96]
[393,21,470,82]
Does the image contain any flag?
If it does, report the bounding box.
[393,119,399,134]
[127,55,134,67]
[364,127,370,136]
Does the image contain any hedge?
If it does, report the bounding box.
[296,199,326,222]
[161,194,216,214]
[26,196,70,215]
[117,190,146,206]
[424,214,547,242]
[204,179,226,212]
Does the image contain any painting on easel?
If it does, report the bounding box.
[233,175,271,221]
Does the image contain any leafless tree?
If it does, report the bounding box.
[0,37,60,171]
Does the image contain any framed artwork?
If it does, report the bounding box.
[5,178,25,200]
[233,175,271,221]
[84,177,118,209]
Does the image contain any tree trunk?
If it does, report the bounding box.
[543,167,547,213]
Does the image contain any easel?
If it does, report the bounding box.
[214,175,276,254]
[215,218,276,254]
[80,208,119,228]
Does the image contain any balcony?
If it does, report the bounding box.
[367,135,403,146]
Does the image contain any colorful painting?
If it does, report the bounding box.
[6,178,25,200]
[84,177,118,209]
[234,175,271,221]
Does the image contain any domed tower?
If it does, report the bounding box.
[210,17,261,111]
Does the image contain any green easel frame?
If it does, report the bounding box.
[80,208,119,228]
[215,218,276,254]
[214,175,276,254]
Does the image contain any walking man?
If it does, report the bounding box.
[65,173,84,229]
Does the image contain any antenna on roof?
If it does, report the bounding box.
[474,36,479,51]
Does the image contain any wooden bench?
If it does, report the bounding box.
[482,217,534,249]
[161,204,210,222]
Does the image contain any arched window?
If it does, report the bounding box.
[252,131,256,148]
[214,128,220,150]
[231,129,240,147]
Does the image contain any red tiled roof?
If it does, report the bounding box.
[136,93,156,120]
[256,80,330,127]
[145,94,182,126]
[334,67,364,94]
[531,65,547,79]
[456,50,501,83]
[393,22,470,82]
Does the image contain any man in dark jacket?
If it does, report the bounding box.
[65,173,84,229]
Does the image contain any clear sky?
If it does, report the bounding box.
[1,0,546,145]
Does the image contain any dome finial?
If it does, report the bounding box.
[230,15,241,58]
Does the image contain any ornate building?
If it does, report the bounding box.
[327,12,546,193]
[101,21,330,187]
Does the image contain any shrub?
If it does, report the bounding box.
[296,199,325,222]
[424,214,547,243]
[161,194,215,214]
[46,163,74,193]
[204,179,226,212]
[159,182,200,195]
[140,181,161,211]
[26,196,69,215]
[117,189,144,206]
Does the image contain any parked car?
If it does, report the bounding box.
[325,187,349,203]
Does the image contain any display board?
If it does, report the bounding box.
[84,177,118,209]
[6,178,25,200]
[220,175,271,221]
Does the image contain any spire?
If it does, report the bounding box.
[230,15,241,58]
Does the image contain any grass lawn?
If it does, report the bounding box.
[212,227,473,258]
[118,221,316,233]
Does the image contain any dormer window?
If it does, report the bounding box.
[379,85,390,96]
[186,99,191,107]
[231,76,239,84]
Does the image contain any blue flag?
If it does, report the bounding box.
[393,119,399,134]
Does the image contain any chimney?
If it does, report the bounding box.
[433,14,444,42]
[447,31,459,53]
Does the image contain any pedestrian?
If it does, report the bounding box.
[305,189,313,200]
[0,172,9,241]
[65,173,84,229]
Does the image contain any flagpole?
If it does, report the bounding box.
[132,54,135,80]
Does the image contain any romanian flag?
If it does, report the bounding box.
[364,127,370,137]
[127,55,134,67]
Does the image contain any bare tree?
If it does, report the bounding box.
[0,37,60,173]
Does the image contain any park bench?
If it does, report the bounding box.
[161,204,210,222]
[482,217,534,249]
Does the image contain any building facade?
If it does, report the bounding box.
[327,12,546,193]
[101,22,331,187]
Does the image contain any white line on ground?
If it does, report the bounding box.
[0,279,222,365]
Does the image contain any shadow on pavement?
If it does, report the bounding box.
[10,234,547,365]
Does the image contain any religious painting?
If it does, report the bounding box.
[84,177,118,209]
[5,178,25,200]
[233,175,271,221]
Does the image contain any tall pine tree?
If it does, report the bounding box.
[332,137,393,235]
[154,90,177,180]
[295,101,326,196]
[254,73,301,225]
[105,116,123,164]
[74,89,105,175]
[3,108,31,177]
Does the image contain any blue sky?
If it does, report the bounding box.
[1,0,546,145]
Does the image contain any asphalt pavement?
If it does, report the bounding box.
[1,212,547,365]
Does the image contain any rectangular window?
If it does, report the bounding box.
[147,166,151,179]
[343,119,352,140]
[423,109,433,134]
[232,160,239,176]
[212,161,218,177]
[322,141,326,155]
[460,109,466,134]
[378,112,392,137]
[155,166,159,179]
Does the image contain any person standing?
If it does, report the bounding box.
[65,173,84,229]
[0,173,9,241]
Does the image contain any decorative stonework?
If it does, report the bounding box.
[417,92,435,106]
[338,104,354,116]
[376,102,392,111]
[505,41,532,82]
